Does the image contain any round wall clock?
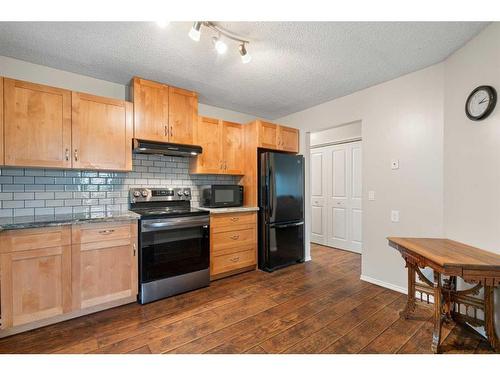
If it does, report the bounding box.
[465,85,497,121]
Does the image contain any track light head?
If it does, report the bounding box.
[188,22,202,42]
[239,43,251,64]
[213,36,228,54]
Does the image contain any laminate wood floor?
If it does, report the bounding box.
[0,244,494,354]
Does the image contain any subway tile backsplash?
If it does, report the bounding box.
[0,154,239,217]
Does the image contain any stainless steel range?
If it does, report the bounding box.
[129,187,210,304]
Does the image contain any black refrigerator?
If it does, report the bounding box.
[258,151,305,272]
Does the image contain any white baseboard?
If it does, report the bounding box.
[360,274,435,303]
[360,274,407,295]
[304,255,312,262]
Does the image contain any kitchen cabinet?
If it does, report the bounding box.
[132,77,198,145]
[168,86,197,145]
[132,77,169,142]
[257,120,299,153]
[0,221,138,337]
[0,226,72,329]
[0,77,3,165]
[72,92,133,171]
[71,222,138,310]
[3,78,72,168]
[210,212,257,280]
[190,117,244,175]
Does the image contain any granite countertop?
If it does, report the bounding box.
[196,206,260,214]
[0,210,140,231]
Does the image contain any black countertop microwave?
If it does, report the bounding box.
[201,185,244,208]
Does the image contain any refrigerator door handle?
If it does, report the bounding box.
[272,221,304,229]
[269,166,274,219]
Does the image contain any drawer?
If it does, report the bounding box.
[212,227,256,253]
[0,226,71,253]
[211,247,256,275]
[210,212,256,228]
[72,222,133,244]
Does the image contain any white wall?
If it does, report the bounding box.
[278,64,445,291]
[0,55,257,124]
[443,23,500,334]
[310,121,362,147]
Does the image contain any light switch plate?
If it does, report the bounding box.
[391,210,400,222]
[368,191,375,201]
[391,159,399,170]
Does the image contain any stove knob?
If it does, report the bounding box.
[133,191,141,198]
[141,190,148,197]
[184,190,190,196]
[177,191,183,196]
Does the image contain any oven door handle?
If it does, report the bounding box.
[142,217,209,231]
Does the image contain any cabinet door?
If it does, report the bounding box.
[0,77,4,165]
[258,121,279,149]
[72,92,133,171]
[71,223,138,310]
[132,77,169,142]
[168,87,197,145]
[221,121,244,175]
[278,125,299,153]
[190,117,222,174]
[4,78,72,168]
[0,246,72,328]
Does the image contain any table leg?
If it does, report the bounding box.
[400,261,416,319]
[431,270,443,354]
[484,286,499,352]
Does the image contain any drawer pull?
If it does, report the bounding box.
[98,229,115,235]
[230,217,239,222]
[230,234,240,240]
[229,256,240,262]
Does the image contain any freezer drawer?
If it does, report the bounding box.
[260,221,305,272]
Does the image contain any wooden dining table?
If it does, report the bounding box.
[387,237,500,353]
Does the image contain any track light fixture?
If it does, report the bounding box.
[239,43,251,64]
[188,22,251,63]
[188,22,202,42]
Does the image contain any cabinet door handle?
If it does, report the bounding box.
[229,256,240,262]
[74,149,78,161]
[230,234,240,240]
[170,126,173,138]
[164,125,168,137]
[133,243,136,256]
[65,148,69,161]
[99,229,115,235]
[230,217,239,222]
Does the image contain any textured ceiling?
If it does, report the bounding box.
[0,22,488,119]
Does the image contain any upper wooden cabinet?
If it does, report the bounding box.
[168,87,197,145]
[257,120,299,153]
[190,117,244,175]
[72,92,133,171]
[132,77,198,145]
[4,78,72,168]
[132,77,169,142]
[0,78,3,165]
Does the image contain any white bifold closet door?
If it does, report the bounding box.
[310,141,362,253]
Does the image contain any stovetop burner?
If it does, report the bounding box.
[129,187,208,219]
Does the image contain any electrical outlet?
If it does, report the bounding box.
[391,210,400,222]
[391,159,399,170]
[368,191,375,201]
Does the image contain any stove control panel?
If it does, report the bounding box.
[130,188,192,203]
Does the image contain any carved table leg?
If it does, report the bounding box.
[484,286,499,352]
[431,271,443,354]
[400,261,416,319]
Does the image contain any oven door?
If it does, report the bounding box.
[140,216,209,283]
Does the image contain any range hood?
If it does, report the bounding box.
[133,139,202,157]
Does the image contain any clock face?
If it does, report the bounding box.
[465,85,497,121]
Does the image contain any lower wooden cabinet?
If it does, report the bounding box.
[0,221,138,336]
[210,211,257,280]
[71,222,138,310]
